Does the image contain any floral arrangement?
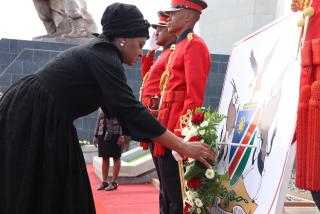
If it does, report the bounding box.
[180,107,228,214]
[79,140,91,147]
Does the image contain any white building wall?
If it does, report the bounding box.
[200,0,292,54]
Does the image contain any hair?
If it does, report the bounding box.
[186,9,200,22]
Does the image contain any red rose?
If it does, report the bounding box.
[189,135,202,142]
[191,112,205,125]
[184,202,192,214]
[187,178,202,189]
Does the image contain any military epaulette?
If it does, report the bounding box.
[187,33,193,42]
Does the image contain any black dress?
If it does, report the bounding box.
[0,36,166,214]
[98,134,122,158]
[98,115,123,159]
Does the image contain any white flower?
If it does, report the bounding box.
[197,208,202,214]
[181,125,198,142]
[186,191,194,202]
[195,198,203,207]
[200,121,209,128]
[181,127,188,137]
[205,168,215,179]
[192,192,199,199]
[199,129,205,135]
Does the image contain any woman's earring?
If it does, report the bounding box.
[120,41,125,47]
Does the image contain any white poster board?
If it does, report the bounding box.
[212,13,301,214]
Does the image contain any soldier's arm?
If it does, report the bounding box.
[141,50,155,78]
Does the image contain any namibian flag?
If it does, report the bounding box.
[228,103,260,186]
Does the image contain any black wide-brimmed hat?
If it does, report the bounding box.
[101,3,150,40]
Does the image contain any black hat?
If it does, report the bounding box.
[101,3,150,40]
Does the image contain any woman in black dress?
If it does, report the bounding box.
[93,108,126,191]
[0,3,214,214]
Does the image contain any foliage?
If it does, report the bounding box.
[181,107,229,214]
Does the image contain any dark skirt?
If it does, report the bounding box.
[0,75,95,214]
[98,135,121,159]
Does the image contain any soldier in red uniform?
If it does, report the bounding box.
[139,11,177,213]
[140,11,176,149]
[292,0,320,209]
[155,1,211,213]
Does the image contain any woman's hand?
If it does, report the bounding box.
[93,136,98,148]
[180,142,215,168]
[153,130,215,168]
[117,135,125,145]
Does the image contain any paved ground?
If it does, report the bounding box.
[285,169,320,213]
[284,207,320,214]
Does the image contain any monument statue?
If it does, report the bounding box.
[32,0,98,41]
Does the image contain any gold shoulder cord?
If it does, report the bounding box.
[159,44,176,96]
[159,33,192,96]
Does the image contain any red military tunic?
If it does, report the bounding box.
[141,51,155,79]
[155,29,211,156]
[139,45,174,150]
[142,47,173,100]
[296,0,320,191]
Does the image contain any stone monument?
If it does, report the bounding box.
[32,0,98,43]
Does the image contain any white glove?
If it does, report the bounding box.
[172,150,184,161]
[149,31,160,51]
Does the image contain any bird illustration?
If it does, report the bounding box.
[217,79,239,162]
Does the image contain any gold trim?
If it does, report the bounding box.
[187,32,193,42]
[159,44,176,95]
[292,0,313,11]
[179,109,193,130]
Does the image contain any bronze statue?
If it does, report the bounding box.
[33,0,97,39]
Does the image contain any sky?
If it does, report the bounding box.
[0,0,172,40]
[0,0,292,44]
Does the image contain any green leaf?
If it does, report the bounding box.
[184,162,204,180]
